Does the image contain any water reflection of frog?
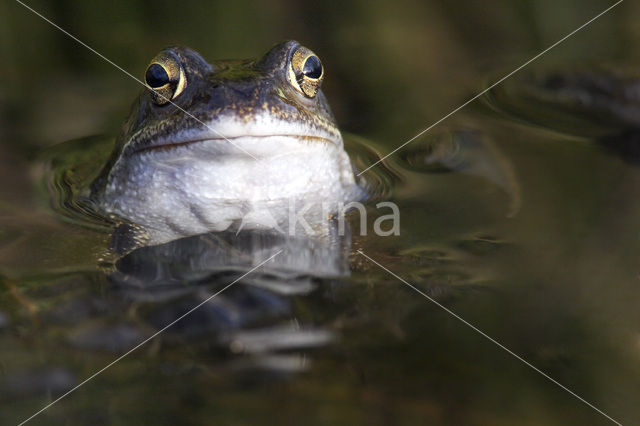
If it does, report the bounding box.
[90,41,358,244]
[101,226,349,372]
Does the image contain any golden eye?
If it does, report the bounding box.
[287,46,324,98]
[144,52,187,105]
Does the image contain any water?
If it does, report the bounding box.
[4,99,639,424]
[3,2,640,425]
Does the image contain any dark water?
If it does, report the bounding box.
[3,1,640,425]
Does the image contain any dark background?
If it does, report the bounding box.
[2,0,636,148]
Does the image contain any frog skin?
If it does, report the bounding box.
[90,41,358,244]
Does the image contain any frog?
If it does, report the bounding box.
[90,41,358,244]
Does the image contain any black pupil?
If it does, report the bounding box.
[302,56,322,79]
[145,64,170,88]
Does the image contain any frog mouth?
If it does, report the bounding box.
[134,134,335,154]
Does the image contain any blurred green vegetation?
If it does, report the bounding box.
[1,0,638,148]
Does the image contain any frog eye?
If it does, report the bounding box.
[145,52,187,105]
[287,46,324,98]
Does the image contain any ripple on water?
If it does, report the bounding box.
[482,68,640,168]
[40,134,115,232]
[483,67,640,136]
[343,133,403,201]
[396,129,522,217]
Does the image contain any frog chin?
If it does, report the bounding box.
[100,132,356,243]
